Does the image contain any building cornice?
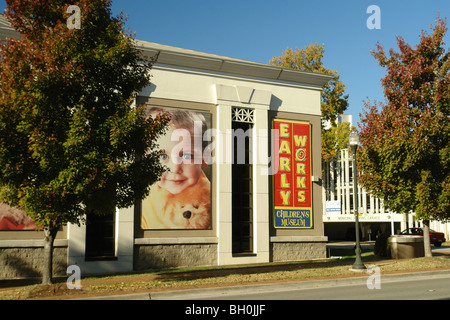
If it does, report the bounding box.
[136,40,332,88]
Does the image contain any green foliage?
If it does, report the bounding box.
[321,122,353,162]
[270,43,350,161]
[358,17,450,221]
[270,43,349,124]
[0,0,169,229]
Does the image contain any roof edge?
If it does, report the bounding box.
[135,40,333,88]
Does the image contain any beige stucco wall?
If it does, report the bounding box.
[0,23,330,275]
[132,50,328,267]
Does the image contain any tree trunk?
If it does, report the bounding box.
[423,220,432,258]
[42,226,58,285]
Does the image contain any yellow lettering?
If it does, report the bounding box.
[279,140,291,154]
[296,176,306,188]
[280,191,291,205]
[281,174,290,188]
[280,124,290,138]
[280,158,291,172]
[294,135,307,147]
[296,163,306,175]
[298,191,306,203]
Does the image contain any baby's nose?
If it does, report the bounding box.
[166,160,183,173]
[183,211,192,219]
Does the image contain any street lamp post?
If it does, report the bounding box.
[349,131,366,271]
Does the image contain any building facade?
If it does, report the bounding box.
[322,148,403,240]
[322,116,450,242]
[0,17,331,279]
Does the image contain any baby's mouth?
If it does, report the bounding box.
[166,177,186,185]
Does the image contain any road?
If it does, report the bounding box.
[197,273,450,300]
[327,241,450,257]
[147,270,450,300]
[432,245,450,256]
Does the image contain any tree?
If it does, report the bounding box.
[270,43,349,124]
[270,43,350,160]
[321,121,353,162]
[0,0,169,284]
[358,18,450,257]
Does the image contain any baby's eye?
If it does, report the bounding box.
[159,153,168,161]
[181,153,193,160]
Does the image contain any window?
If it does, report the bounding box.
[85,210,116,260]
[231,108,254,255]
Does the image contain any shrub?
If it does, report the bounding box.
[374,233,391,257]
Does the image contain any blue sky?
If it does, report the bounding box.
[108,0,449,126]
[2,1,449,126]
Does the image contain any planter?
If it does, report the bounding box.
[388,235,424,259]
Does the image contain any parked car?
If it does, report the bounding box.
[398,228,446,247]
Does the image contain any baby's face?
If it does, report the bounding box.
[157,126,205,194]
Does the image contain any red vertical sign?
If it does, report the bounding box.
[273,120,312,228]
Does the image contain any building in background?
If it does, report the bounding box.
[322,115,450,242]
